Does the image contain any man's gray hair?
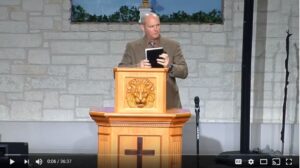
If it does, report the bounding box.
[139,12,159,24]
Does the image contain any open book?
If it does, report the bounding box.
[145,47,164,68]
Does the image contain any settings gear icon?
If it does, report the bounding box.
[248,159,254,165]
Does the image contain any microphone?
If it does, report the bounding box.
[194,96,199,109]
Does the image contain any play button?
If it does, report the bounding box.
[9,158,15,165]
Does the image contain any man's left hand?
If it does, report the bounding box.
[157,53,169,68]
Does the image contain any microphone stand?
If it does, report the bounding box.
[194,97,200,167]
[281,30,292,154]
[195,107,200,155]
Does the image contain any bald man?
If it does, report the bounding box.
[118,12,188,109]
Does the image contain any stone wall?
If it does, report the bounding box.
[0,0,298,123]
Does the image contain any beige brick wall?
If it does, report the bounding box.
[0,0,298,123]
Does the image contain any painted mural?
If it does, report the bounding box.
[71,0,222,23]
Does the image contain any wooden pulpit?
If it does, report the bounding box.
[90,68,191,168]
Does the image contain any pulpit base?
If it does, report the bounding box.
[89,107,191,168]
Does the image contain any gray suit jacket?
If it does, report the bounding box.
[119,36,188,109]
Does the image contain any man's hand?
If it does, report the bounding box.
[157,53,169,68]
[139,59,151,68]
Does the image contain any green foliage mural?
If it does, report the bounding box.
[71,4,222,23]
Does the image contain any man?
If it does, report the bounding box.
[118,12,188,109]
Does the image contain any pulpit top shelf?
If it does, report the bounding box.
[89,107,191,128]
[114,67,169,72]
[90,107,191,116]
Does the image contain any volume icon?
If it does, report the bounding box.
[35,158,43,165]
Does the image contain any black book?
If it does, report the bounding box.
[145,47,164,68]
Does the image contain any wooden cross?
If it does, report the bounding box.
[124,137,155,168]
